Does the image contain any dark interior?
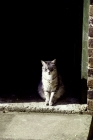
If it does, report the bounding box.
[1,1,83,101]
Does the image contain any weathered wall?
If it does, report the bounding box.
[87,1,93,112]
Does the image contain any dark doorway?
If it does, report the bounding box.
[1,1,83,101]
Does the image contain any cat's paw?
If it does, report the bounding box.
[49,101,53,106]
[45,100,49,106]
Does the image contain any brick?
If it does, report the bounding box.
[89,16,93,27]
[89,5,93,16]
[87,99,93,110]
[87,90,93,99]
[88,68,93,76]
[87,77,93,88]
[88,57,93,68]
[88,48,93,57]
[88,38,93,48]
[87,110,93,115]
[89,27,93,37]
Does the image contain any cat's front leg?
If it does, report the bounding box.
[44,91,50,106]
[49,92,56,106]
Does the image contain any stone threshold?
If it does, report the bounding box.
[0,97,88,114]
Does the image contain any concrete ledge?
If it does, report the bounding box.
[0,97,88,114]
[0,112,92,140]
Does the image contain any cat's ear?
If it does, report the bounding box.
[41,60,46,66]
[51,59,56,64]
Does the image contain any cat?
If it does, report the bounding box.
[38,59,65,106]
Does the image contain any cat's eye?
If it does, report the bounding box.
[50,68,55,72]
[45,68,47,71]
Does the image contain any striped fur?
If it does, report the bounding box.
[38,59,65,106]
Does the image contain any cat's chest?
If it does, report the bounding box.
[42,76,58,91]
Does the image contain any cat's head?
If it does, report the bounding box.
[41,59,57,75]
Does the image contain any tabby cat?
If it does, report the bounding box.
[38,59,65,106]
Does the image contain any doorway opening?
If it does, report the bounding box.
[1,0,84,104]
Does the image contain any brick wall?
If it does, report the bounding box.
[87,1,93,112]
